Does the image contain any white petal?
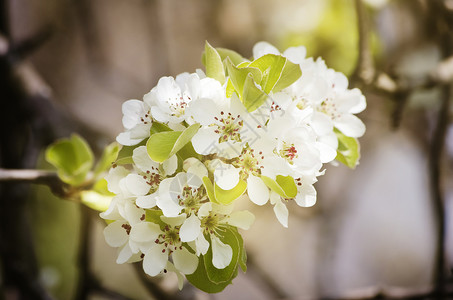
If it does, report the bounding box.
[186,98,219,126]
[273,199,289,228]
[116,131,145,146]
[130,222,161,243]
[295,184,317,207]
[224,211,255,230]
[116,243,134,264]
[133,146,159,173]
[179,214,201,242]
[334,114,366,138]
[150,106,168,123]
[198,203,212,218]
[247,175,269,206]
[213,161,240,190]
[310,111,333,136]
[195,234,210,255]
[105,166,129,194]
[136,191,158,209]
[104,221,128,247]
[160,214,186,227]
[172,247,199,275]
[166,262,185,290]
[143,245,168,276]
[253,41,280,58]
[124,201,144,225]
[191,127,219,155]
[163,155,178,176]
[125,174,150,196]
[211,236,233,269]
[283,46,307,64]
[122,100,144,129]
[315,141,338,164]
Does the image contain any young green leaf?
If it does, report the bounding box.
[45,134,94,186]
[146,124,200,163]
[186,251,233,293]
[261,175,297,198]
[241,74,269,112]
[204,226,241,284]
[115,139,147,166]
[225,57,262,96]
[249,54,286,93]
[204,41,226,84]
[80,190,112,212]
[93,142,120,178]
[334,128,360,168]
[214,180,247,205]
[202,177,217,203]
[272,59,302,93]
[216,47,247,66]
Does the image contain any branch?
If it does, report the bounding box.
[352,0,375,85]
[0,168,70,197]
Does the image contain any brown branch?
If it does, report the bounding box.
[352,0,375,85]
[0,168,70,198]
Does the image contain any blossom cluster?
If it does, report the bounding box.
[101,41,366,291]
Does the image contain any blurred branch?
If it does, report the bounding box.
[352,0,375,85]
[0,168,69,197]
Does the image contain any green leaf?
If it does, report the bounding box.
[204,226,241,284]
[241,74,269,112]
[261,175,297,198]
[186,252,233,293]
[203,41,226,84]
[145,209,165,229]
[45,134,94,186]
[225,57,262,96]
[150,121,172,134]
[146,124,200,163]
[334,128,360,168]
[93,142,120,177]
[115,139,147,166]
[202,177,217,203]
[80,190,112,212]
[272,59,302,93]
[216,48,246,66]
[214,180,247,205]
[249,54,286,93]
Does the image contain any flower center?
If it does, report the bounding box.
[280,143,298,163]
[143,170,161,189]
[201,213,222,235]
[320,98,340,120]
[233,147,264,179]
[213,112,243,143]
[155,225,183,254]
[168,93,190,118]
[178,185,207,214]
[140,109,152,125]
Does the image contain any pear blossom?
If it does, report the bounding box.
[116,99,153,146]
[102,41,366,291]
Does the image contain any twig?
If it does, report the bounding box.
[352,0,375,85]
[0,168,69,198]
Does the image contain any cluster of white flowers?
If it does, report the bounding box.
[101,41,366,290]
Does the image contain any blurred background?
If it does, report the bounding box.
[1,0,453,299]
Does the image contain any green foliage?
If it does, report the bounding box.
[186,226,246,293]
[203,41,226,84]
[214,180,247,205]
[146,124,200,163]
[334,129,360,168]
[45,134,94,186]
[261,175,298,198]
